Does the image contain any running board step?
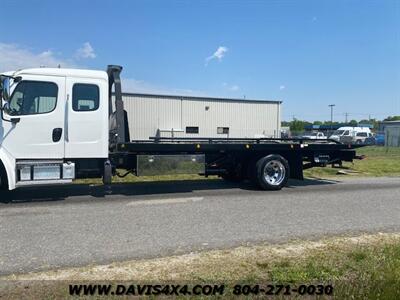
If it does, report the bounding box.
[16,179,72,187]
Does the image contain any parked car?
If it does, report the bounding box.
[354,132,374,144]
[329,127,372,143]
[364,134,376,145]
[302,132,327,140]
[375,133,385,146]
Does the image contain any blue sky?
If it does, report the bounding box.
[1,0,399,121]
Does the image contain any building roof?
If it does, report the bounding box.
[121,92,282,104]
[381,120,400,125]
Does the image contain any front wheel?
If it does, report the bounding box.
[254,155,290,190]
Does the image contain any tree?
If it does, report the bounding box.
[349,119,358,126]
[323,121,339,126]
[358,118,379,130]
[290,119,311,132]
[384,116,400,121]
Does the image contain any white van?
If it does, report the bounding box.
[329,127,371,143]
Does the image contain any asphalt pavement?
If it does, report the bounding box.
[0,177,399,276]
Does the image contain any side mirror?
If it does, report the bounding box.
[1,102,20,124]
[0,76,11,101]
[2,102,11,113]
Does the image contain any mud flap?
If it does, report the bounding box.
[288,155,304,180]
[103,160,112,185]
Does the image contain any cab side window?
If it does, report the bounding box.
[8,81,58,116]
[72,84,99,112]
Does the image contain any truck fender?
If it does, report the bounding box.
[0,148,16,190]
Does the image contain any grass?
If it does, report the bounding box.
[305,146,400,178]
[2,233,400,299]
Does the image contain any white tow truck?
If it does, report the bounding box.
[0,66,363,192]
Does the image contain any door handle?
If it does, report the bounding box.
[52,128,63,142]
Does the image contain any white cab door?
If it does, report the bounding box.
[65,77,108,158]
[1,75,65,159]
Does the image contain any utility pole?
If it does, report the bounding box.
[345,112,349,123]
[329,104,335,132]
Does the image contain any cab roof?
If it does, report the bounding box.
[12,68,108,81]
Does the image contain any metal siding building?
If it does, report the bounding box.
[120,93,282,141]
[382,121,400,147]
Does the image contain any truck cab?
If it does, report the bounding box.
[0,68,111,190]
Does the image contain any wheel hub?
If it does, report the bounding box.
[263,160,286,186]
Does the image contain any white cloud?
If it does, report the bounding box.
[0,43,73,72]
[0,42,99,72]
[222,82,240,92]
[279,85,286,90]
[0,42,205,97]
[205,46,228,65]
[75,42,96,59]
[230,85,240,91]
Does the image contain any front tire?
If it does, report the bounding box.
[254,155,289,190]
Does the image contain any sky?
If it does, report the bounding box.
[0,0,399,122]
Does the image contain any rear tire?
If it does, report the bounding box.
[254,155,289,190]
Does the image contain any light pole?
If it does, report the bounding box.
[329,104,335,133]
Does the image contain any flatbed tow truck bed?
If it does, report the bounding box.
[103,65,365,190]
[117,137,358,154]
[110,136,362,190]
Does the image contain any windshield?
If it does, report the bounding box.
[332,130,345,135]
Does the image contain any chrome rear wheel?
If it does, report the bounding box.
[254,154,290,190]
[263,160,286,186]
